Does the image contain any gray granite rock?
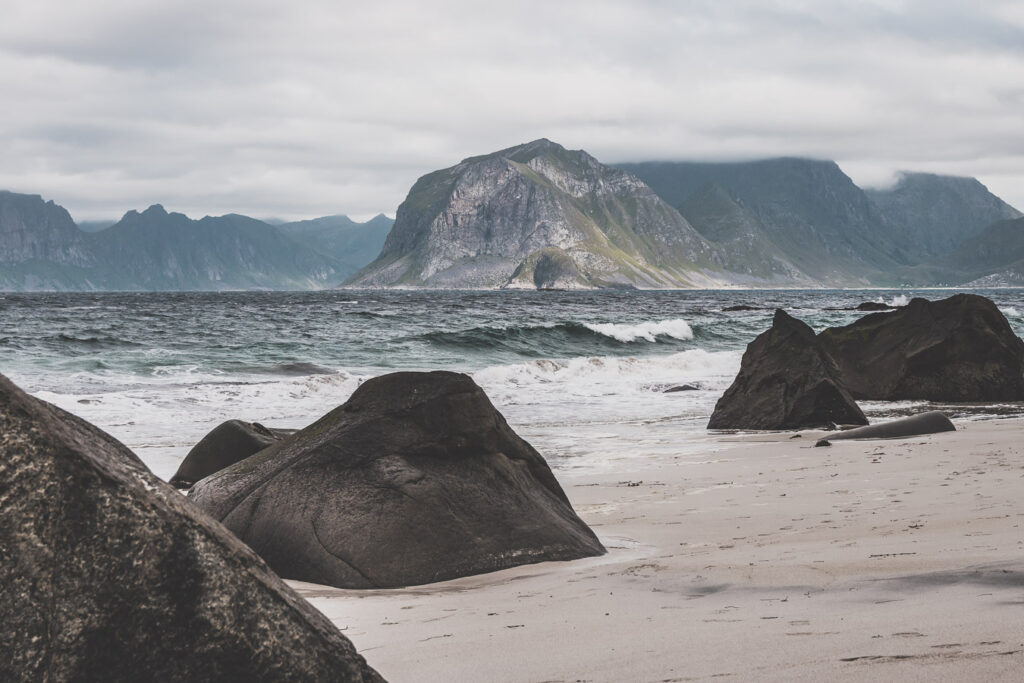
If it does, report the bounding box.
[170,419,294,489]
[819,294,1024,401]
[708,309,867,430]
[0,372,383,683]
[190,371,605,589]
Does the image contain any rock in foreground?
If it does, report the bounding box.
[170,419,293,488]
[0,373,382,682]
[819,294,1024,401]
[708,309,868,430]
[190,371,606,589]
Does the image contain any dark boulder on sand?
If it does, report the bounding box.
[815,411,955,446]
[189,371,605,589]
[0,373,382,683]
[170,419,294,488]
[708,309,868,430]
[819,294,1024,401]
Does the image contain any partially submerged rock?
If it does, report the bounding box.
[819,294,1024,401]
[170,419,294,488]
[823,302,894,312]
[189,371,605,589]
[708,309,867,430]
[0,373,382,682]
[815,411,955,446]
[856,301,894,311]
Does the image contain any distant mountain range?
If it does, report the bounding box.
[3,139,1022,291]
[0,191,392,291]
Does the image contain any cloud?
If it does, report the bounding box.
[1,0,1022,220]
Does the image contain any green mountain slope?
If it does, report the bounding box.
[866,173,1022,259]
[617,158,906,286]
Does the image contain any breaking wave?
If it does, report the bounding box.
[410,318,696,357]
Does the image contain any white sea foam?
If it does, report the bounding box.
[1001,306,1019,316]
[474,349,740,422]
[473,349,741,471]
[31,370,366,481]
[888,294,910,307]
[583,319,694,343]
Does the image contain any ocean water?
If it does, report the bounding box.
[3,288,1024,481]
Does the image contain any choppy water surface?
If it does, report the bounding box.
[3,288,1023,480]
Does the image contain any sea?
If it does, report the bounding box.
[4,288,1024,481]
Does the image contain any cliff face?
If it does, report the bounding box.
[0,191,93,266]
[345,139,803,289]
[618,158,905,286]
[865,172,1022,259]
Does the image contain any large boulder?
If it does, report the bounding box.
[818,294,1024,401]
[708,309,868,430]
[189,371,605,589]
[170,419,294,488]
[0,373,382,682]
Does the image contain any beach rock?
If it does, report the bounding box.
[169,419,295,488]
[708,309,868,430]
[815,411,955,446]
[818,293,1024,401]
[723,304,760,311]
[0,373,382,683]
[664,383,700,393]
[855,301,894,311]
[189,371,606,589]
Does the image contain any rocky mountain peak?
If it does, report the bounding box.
[0,190,93,268]
[346,139,727,289]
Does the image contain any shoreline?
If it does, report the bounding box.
[294,418,1024,682]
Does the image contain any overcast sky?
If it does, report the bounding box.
[2,0,1023,221]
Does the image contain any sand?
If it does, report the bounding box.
[292,418,1024,682]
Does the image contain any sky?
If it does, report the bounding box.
[2,0,1023,222]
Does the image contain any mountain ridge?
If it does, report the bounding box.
[4,141,1023,291]
[0,194,379,291]
[345,139,803,289]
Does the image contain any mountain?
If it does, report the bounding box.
[345,139,806,289]
[923,217,1024,285]
[87,205,341,290]
[278,214,393,279]
[0,191,98,290]
[617,158,906,286]
[865,173,1022,260]
[675,182,812,285]
[0,194,349,291]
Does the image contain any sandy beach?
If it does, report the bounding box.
[294,418,1024,682]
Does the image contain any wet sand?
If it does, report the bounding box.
[292,418,1024,682]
